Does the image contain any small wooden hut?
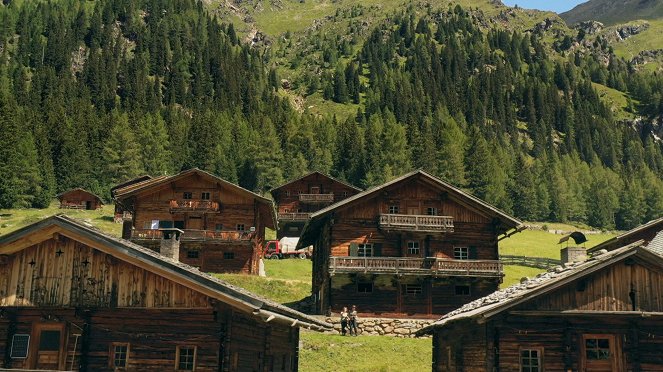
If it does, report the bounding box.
[418,242,663,371]
[56,188,103,210]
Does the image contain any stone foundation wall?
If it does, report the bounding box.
[321,316,433,338]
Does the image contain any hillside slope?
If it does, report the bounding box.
[561,0,663,26]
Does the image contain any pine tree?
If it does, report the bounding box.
[101,111,143,188]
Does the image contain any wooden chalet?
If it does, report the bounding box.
[588,216,663,254]
[110,175,153,223]
[270,172,362,238]
[418,242,663,372]
[56,188,103,210]
[297,170,524,318]
[113,168,276,274]
[0,215,330,371]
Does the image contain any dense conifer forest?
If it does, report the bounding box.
[0,0,662,230]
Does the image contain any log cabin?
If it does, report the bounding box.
[0,215,330,371]
[418,242,663,372]
[113,168,276,274]
[588,216,663,254]
[56,189,103,211]
[270,172,362,238]
[297,170,524,318]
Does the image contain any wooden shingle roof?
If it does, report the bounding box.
[0,215,330,331]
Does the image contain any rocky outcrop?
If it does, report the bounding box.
[576,20,604,35]
[631,49,663,66]
[615,22,649,40]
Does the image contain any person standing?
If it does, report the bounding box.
[349,305,358,336]
[340,306,349,336]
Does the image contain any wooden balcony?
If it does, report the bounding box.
[169,199,220,212]
[278,212,311,221]
[379,214,454,233]
[131,229,255,242]
[299,193,335,204]
[329,257,502,277]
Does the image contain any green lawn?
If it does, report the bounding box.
[299,331,431,372]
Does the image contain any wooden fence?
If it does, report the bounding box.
[499,255,560,269]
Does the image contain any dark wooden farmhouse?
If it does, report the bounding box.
[113,168,276,274]
[588,216,663,254]
[270,172,362,238]
[0,215,329,371]
[297,170,524,318]
[56,188,103,210]
[418,242,663,372]
[110,175,154,223]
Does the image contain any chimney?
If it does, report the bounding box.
[159,228,183,261]
[561,246,587,264]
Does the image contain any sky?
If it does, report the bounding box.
[500,0,589,13]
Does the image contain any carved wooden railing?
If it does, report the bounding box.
[299,193,335,203]
[131,229,255,241]
[329,257,502,277]
[278,212,312,221]
[379,214,454,232]
[169,199,220,212]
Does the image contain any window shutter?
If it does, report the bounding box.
[373,243,382,257]
[469,246,478,259]
[349,243,359,256]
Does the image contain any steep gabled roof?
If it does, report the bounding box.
[298,170,523,248]
[270,171,362,196]
[418,241,658,334]
[0,215,330,331]
[113,168,276,229]
[588,217,663,253]
[56,188,104,204]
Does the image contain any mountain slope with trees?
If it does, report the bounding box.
[0,0,662,231]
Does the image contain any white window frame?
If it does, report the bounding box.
[407,241,420,255]
[358,243,373,257]
[111,342,130,369]
[176,345,197,371]
[520,348,542,372]
[454,246,469,260]
[200,192,210,200]
[388,205,400,214]
[427,207,438,216]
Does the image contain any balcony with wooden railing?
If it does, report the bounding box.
[169,199,220,212]
[329,257,502,277]
[278,212,312,221]
[131,229,255,242]
[299,193,335,204]
[378,214,454,233]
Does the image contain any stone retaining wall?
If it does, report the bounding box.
[320,316,433,338]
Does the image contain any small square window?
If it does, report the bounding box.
[520,348,541,372]
[427,207,438,216]
[357,282,373,293]
[342,191,348,198]
[407,241,420,255]
[111,343,129,368]
[455,285,470,296]
[454,247,469,260]
[201,192,210,200]
[224,252,235,259]
[236,224,245,231]
[285,190,290,197]
[358,244,373,257]
[183,192,192,200]
[187,250,199,259]
[176,346,196,371]
[388,205,400,214]
[215,224,223,231]
[404,284,422,295]
[585,337,611,360]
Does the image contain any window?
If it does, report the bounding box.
[427,207,438,216]
[111,343,129,368]
[183,192,192,200]
[215,224,223,231]
[150,220,160,230]
[455,285,470,296]
[585,337,611,360]
[224,252,235,259]
[174,220,185,229]
[176,346,196,371]
[283,209,289,213]
[357,244,373,257]
[201,192,210,200]
[342,191,348,198]
[407,241,420,255]
[388,205,400,214]
[236,224,245,231]
[454,247,469,260]
[404,284,422,295]
[187,250,199,259]
[10,334,29,359]
[357,282,373,293]
[520,349,541,372]
[285,191,290,197]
